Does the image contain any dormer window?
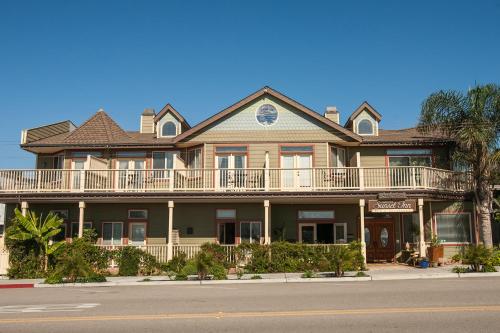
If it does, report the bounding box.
[161,121,177,137]
[358,119,374,135]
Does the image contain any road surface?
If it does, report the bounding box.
[1,277,499,332]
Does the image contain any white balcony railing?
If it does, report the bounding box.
[0,167,472,194]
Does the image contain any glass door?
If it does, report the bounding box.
[129,223,146,245]
[72,160,86,190]
[102,222,123,245]
[240,221,261,244]
[216,154,246,189]
[281,154,313,190]
[117,160,145,190]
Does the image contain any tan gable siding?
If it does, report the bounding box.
[357,147,387,167]
[183,96,353,144]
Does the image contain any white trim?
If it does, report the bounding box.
[298,223,317,243]
[334,222,347,244]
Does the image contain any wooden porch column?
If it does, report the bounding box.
[21,201,29,217]
[78,201,86,238]
[418,198,426,257]
[264,200,270,244]
[359,199,366,265]
[167,200,174,261]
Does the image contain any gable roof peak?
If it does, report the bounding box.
[174,86,362,142]
[345,101,382,127]
[154,103,190,128]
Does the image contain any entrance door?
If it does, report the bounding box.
[216,154,246,189]
[281,154,313,190]
[117,160,145,190]
[218,222,236,244]
[365,220,395,262]
[72,160,86,190]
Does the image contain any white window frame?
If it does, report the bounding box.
[239,221,262,244]
[102,222,124,245]
[434,213,472,244]
[357,119,375,135]
[128,209,148,220]
[298,223,317,243]
[330,147,346,168]
[129,222,147,245]
[161,121,177,137]
[334,222,347,244]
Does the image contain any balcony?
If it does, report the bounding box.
[0,167,471,194]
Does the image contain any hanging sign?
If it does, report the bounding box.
[368,199,416,212]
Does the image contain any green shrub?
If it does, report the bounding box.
[115,246,160,276]
[326,245,354,277]
[50,250,92,283]
[251,274,262,279]
[452,265,469,273]
[74,274,107,283]
[491,248,500,266]
[200,242,229,268]
[44,273,64,284]
[209,262,227,280]
[302,270,315,278]
[164,253,188,276]
[115,247,141,276]
[461,245,496,272]
[451,253,462,263]
[355,271,368,277]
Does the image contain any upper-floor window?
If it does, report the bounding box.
[256,104,278,126]
[330,147,346,168]
[153,151,175,169]
[358,119,374,135]
[161,121,177,137]
[387,149,432,167]
[187,148,202,169]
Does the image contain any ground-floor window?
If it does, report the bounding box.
[102,222,123,245]
[129,222,146,245]
[435,213,471,243]
[298,222,346,244]
[71,222,93,238]
[401,213,419,244]
[240,221,261,244]
[218,222,236,245]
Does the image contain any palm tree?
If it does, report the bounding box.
[8,208,66,271]
[418,84,500,247]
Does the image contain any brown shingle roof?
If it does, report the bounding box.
[362,127,451,145]
[63,110,132,145]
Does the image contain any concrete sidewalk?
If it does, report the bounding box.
[2,264,500,288]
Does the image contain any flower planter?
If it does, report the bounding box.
[429,245,444,262]
[419,260,429,269]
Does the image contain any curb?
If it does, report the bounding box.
[0,283,34,289]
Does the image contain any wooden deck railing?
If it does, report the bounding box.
[0,167,472,194]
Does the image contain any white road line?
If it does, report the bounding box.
[0,303,100,314]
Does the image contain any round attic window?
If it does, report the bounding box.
[256,104,278,126]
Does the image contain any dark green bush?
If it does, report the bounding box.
[5,228,45,278]
[115,246,160,276]
[461,245,497,272]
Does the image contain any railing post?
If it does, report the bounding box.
[79,170,86,192]
[36,169,42,192]
[169,169,175,192]
[167,200,174,261]
[264,151,270,191]
[359,168,365,190]
[411,167,417,189]
[422,167,428,189]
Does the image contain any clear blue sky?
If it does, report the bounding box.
[1,0,499,168]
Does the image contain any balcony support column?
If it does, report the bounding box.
[21,201,29,217]
[78,201,86,238]
[418,198,426,257]
[264,151,270,191]
[264,200,270,244]
[167,200,174,261]
[359,199,366,265]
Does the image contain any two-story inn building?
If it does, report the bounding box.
[0,87,475,263]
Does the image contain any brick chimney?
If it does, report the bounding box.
[140,108,155,133]
[324,106,340,124]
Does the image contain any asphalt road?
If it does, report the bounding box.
[1,277,500,333]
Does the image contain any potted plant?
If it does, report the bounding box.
[428,234,444,264]
[418,257,429,269]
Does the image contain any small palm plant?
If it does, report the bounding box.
[8,208,65,272]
